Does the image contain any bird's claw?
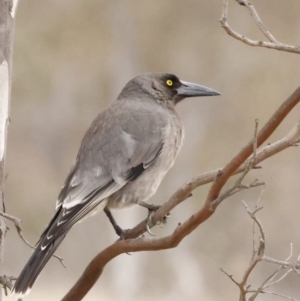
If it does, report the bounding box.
[146,210,156,236]
[146,224,155,236]
[146,206,171,235]
[142,203,171,235]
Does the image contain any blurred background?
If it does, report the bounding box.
[4,0,300,300]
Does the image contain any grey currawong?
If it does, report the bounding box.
[13,73,220,296]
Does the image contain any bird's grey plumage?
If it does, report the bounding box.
[13,73,220,296]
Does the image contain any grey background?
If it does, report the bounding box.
[4,0,300,300]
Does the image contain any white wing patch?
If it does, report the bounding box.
[121,129,136,158]
[110,129,138,185]
[62,182,123,210]
[93,166,102,177]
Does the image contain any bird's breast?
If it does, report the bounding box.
[108,112,184,208]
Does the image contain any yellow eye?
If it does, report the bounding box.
[166,79,173,86]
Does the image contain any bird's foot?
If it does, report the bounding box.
[138,202,160,235]
[146,209,156,236]
[118,228,135,256]
[157,212,171,228]
[145,204,170,235]
[112,225,134,255]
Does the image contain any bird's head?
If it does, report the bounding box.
[119,73,220,105]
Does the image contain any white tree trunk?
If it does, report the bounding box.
[0,0,17,299]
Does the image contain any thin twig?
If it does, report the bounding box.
[0,211,66,267]
[239,203,265,298]
[263,269,293,289]
[220,267,240,287]
[0,212,33,249]
[213,119,261,207]
[224,201,299,301]
[254,291,298,301]
[221,200,300,301]
[220,0,300,54]
[262,256,300,269]
[0,275,16,295]
[264,244,294,285]
[237,0,279,43]
[242,201,265,247]
[251,186,266,261]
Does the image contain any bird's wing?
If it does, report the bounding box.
[39,100,168,248]
[58,99,168,208]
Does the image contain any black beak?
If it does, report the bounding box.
[176,80,220,97]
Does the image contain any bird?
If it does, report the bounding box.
[13,73,220,296]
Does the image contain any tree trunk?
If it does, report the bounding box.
[0,0,16,299]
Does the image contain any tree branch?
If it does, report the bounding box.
[61,86,300,301]
[220,0,300,54]
[221,200,299,301]
[0,211,65,267]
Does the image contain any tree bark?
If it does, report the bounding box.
[0,0,16,299]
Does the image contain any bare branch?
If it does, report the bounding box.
[220,200,299,301]
[238,0,279,43]
[0,212,33,250]
[242,201,265,247]
[262,256,300,270]
[220,0,300,54]
[220,267,240,287]
[251,186,265,260]
[238,201,265,301]
[0,211,66,267]
[208,87,300,211]
[249,290,298,301]
[213,119,261,206]
[262,269,294,290]
[0,275,15,294]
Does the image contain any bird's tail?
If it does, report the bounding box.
[12,234,66,297]
[12,181,111,296]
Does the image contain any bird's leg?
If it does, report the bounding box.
[138,201,161,212]
[103,207,129,240]
[138,201,170,236]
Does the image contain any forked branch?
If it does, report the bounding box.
[220,0,300,54]
[221,200,300,301]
